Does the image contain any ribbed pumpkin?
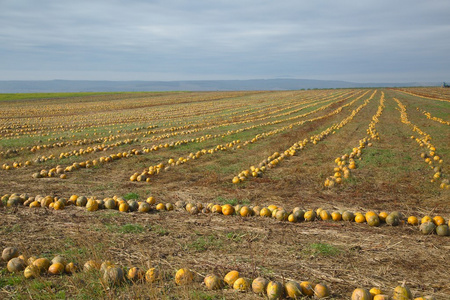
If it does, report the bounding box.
[2,247,19,261]
[103,266,125,286]
[304,210,316,221]
[138,202,151,212]
[86,199,99,211]
[355,213,366,223]
[252,277,269,294]
[275,210,288,221]
[260,207,272,217]
[351,288,372,300]
[24,265,40,279]
[145,267,159,283]
[393,284,412,300]
[331,211,342,221]
[267,281,283,300]
[300,281,315,296]
[33,257,51,273]
[419,222,436,235]
[76,196,87,207]
[386,213,399,226]
[204,274,223,290]
[436,224,449,236]
[314,283,330,298]
[367,215,380,227]
[175,268,194,285]
[7,257,26,273]
[224,270,239,286]
[119,202,129,212]
[284,280,302,298]
[127,267,145,282]
[222,204,235,216]
[233,277,251,292]
[240,206,252,217]
[342,211,355,222]
[104,199,116,209]
[48,262,65,275]
[320,210,332,221]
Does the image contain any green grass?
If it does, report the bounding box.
[123,192,140,200]
[151,224,169,236]
[215,197,250,206]
[187,235,223,252]
[105,223,145,234]
[307,243,341,256]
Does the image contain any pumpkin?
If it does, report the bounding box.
[288,213,297,222]
[379,211,388,222]
[127,267,145,282]
[103,266,125,286]
[252,277,269,294]
[386,213,400,226]
[267,204,278,212]
[7,257,26,272]
[352,288,372,300]
[222,204,235,216]
[240,206,252,217]
[275,210,288,221]
[147,197,156,205]
[51,256,67,266]
[145,267,159,283]
[204,274,223,290]
[304,210,316,221]
[293,209,305,221]
[354,213,365,223]
[84,260,101,272]
[48,262,65,275]
[342,211,355,222]
[165,203,174,211]
[314,283,330,298]
[432,216,445,226]
[76,196,88,207]
[100,261,114,273]
[300,281,315,296]
[2,247,19,261]
[33,257,51,273]
[421,216,432,224]
[365,211,377,220]
[119,202,129,212]
[367,215,380,227]
[224,270,240,286]
[104,199,116,209]
[211,204,222,213]
[189,206,199,214]
[419,222,436,235]
[260,207,272,217]
[436,224,449,236]
[267,281,283,300]
[331,211,342,221]
[65,262,78,274]
[175,268,194,285]
[320,210,332,221]
[86,199,99,211]
[24,265,40,279]
[252,206,261,215]
[138,202,151,212]
[284,280,302,298]
[407,216,419,226]
[233,277,251,292]
[393,284,412,300]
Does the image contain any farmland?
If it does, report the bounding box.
[0,88,449,299]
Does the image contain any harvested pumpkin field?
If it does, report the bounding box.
[0,88,449,299]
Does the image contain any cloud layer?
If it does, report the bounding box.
[1,0,449,82]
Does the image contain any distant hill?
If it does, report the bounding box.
[0,79,440,93]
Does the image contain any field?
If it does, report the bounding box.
[0,88,449,299]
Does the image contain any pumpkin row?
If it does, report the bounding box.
[2,193,449,237]
[2,247,437,300]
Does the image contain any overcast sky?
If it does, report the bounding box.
[1,0,449,82]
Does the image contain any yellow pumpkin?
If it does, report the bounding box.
[222,204,235,216]
[48,262,65,275]
[320,210,332,221]
[145,267,159,283]
[86,199,99,211]
[300,281,315,296]
[118,202,129,212]
[224,270,239,286]
[252,277,269,294]
[374,295,390,300]
[24,265,40,279]
[260,207,272,217]
[33,257,51,273]
[284,280,302,298]
[267,281,283,300]
[407,216,419,226]
[352,288,372,300]
[393,285,413,300]
[314,283,330,298]
[127,267,145,282]
[204,274,223,290]
[331,211,342,221]
[355,213,366,223]
[175,268,194,285]
[233,277,251,292]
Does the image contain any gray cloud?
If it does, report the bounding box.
[1,0,449,82]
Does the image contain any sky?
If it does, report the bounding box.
[1,0,449,83]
